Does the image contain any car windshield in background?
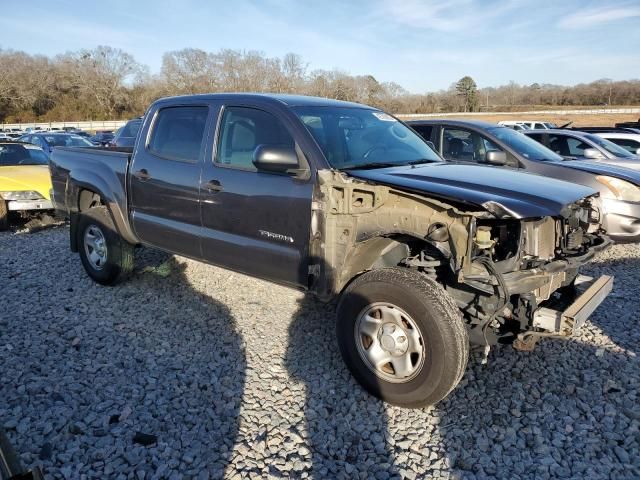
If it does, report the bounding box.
[488,127,563,161]
[121,120,142,137]
[585,134,634,158]
[0,144,48,166]
[46,135,94,147]
[293,107,440,169]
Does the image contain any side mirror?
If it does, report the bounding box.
[583,148,603,159]
[485,150,507,165]
[425,140,436,151]
[253,145,299,173]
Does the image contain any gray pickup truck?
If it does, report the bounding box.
[50,94,613,407]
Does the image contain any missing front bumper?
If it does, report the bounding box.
[514,274,614,351]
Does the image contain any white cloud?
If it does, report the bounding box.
[558,5,640,29]
[374,0,516,32]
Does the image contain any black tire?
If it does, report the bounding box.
[0,200,8,231]
[337,267,469,408]
[77,206,134,285]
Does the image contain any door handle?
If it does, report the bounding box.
[205,179,223,192]
[134,168,150,181]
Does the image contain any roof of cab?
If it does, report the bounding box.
[154,93,375,109]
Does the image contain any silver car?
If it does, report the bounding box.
[523,129,640,171]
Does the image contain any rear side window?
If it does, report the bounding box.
[148,106,208,162]
[215,106,294,171]
[121,120,142,138]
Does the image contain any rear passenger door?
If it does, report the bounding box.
[129,104,213,258]
[199,105,314,287]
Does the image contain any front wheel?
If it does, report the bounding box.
[77,206,134,285]
[336,267,469,408]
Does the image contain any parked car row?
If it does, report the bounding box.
[1,118,142,150]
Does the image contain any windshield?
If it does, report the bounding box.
[585,134,634,158]
[293,107,440,169]
[0,144,49,166]
[45,135,94,147]
[488,127,563,161]
[120,120,141,138]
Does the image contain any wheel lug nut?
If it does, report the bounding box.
[397,336,406,343]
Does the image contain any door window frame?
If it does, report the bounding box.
[211,104,310,178]
[145,104,210,164]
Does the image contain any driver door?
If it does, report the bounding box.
[199,105,314,287]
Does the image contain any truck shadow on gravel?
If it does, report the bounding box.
[2,244,246,479]
[285,295,401,480]
[435,257,639,479]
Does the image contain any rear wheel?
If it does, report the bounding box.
[337,267,469,407]
[0,200,8,231]
[77,206,134,285]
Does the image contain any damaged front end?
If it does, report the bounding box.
[452,196,612,351]
[312,170,612,355]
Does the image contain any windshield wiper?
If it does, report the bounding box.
[407,158,438,166]
[341,159,438,170]
[340,162,399,170]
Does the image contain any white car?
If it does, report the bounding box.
[594,132,640,155]
[498,120,557,130]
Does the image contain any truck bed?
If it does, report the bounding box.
[49,146,135,242]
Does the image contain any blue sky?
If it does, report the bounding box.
[0,0,638,92]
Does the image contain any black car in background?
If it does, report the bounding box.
[17,133,94,154]
[111,118,142,149]
[89,131,114,146]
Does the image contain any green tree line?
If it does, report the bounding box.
[1,45,639,122]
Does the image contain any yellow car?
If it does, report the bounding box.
[0,142,53,230]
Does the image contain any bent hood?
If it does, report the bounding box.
[347,163,596,219]
[560,159,640,184]
[0,165,52,199]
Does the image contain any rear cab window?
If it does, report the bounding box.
[148,106,208,162]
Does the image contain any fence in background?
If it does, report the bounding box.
[2,108,639,130]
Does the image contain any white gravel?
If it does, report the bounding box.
[1,226,638,480]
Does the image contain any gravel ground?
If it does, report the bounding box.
[0,226,638,480]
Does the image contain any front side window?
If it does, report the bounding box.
[441,128,503,164]
[585,134,633,158]
[607,138,640,153]
[492,128,563,161]
[293,107,439,169]
[566,137,591,157]
[148,106,208,162]
[216,107,294,171]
